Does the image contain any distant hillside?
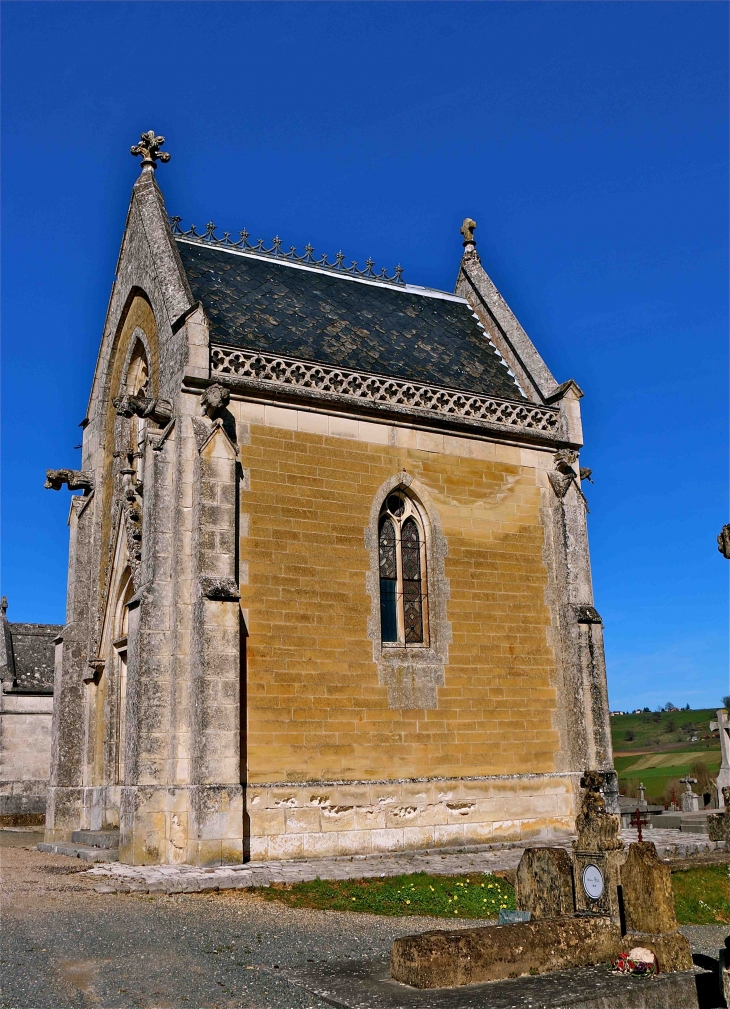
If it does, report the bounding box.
[610,708,722,804]
[610,708,721,753]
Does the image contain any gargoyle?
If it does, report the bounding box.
[113,394,173,426]
[548,450,589,509]
[45,469,94,493]
[718,523,730,559]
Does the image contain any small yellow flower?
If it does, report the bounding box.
[406,900,411,904]
[481,883,485,888]
[429,886,434,892]
[351,897,357,901]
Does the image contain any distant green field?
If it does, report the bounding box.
[610,708,721,803]
[610,708,720,753]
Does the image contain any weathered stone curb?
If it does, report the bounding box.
[84,829,726,895]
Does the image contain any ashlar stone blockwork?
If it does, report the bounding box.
[44,156,615,865]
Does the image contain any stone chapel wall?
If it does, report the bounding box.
[231,400,579,860]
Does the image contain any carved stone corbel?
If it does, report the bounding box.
[45,469,94,492]
[199,576,240,602]
[84,658,105,684]
[575,604,602,625]
[200,383,230,419]
[718,524,730,559]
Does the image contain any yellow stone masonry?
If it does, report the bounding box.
[238,420,560,786]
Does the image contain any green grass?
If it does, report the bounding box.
[251,866,728,926]
[253,871,516,919]
[673,865,730,925]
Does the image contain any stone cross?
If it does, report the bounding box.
[679,776,700,813]
[638,782,646,809]
[630,808,649,842]
[460,218,477,246]
[130,131,171,170]
[715,709,730,808]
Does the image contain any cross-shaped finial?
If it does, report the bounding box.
[460,218,477,246]
[130,131,171,170]
[680,775,697,793]
[630,807,649,843]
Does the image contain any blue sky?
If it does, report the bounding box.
[1,2,727,710]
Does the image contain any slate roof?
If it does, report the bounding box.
[176,242,527,402]
[2,623,60,693]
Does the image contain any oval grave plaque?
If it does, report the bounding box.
[581,863,604,900]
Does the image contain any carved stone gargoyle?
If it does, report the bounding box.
[45,469,94,492]
[718,523,730,559]
[113,393,173,426]
[573,769,623,852]
[548,450,589,509]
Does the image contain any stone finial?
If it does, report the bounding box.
[573,769,623,852]
[200,383,230,420]
[45,469,94,493]
[130,131,171,171]
[460,218,477,247]
[718,523,730,558]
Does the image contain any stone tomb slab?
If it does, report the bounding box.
[280,957,706,1009]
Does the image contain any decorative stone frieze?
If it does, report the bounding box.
[210,346,562,440]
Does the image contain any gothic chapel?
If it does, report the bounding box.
[43,133,616,865]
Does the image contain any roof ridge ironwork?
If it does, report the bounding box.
[170,217,405,286]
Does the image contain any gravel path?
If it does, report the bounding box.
[1,835,496,1009]
[3,832,728,1009]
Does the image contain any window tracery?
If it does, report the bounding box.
[378,492,428,645]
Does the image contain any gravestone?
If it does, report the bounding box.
[515,847,574,919]
[390,916,623,988]
[619,841,693,972]
[708,787,730,841]
[680,776,700,812]
[637,782,647,812]
[572,770,624,923]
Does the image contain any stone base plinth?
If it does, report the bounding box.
[246,773,579,862]
[44,783,245,866]
[283,958,704,1008]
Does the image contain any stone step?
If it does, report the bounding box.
[71,829,120,849]
[37,841,119,862]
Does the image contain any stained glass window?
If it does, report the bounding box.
[379,518,398,642]
[378,492,428,645]
[401,518,423,643]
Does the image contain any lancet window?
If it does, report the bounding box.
[378,491,428,645]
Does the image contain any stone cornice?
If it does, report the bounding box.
[210,345,572,446]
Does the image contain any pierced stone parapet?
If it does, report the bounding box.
[210,346,562,438]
